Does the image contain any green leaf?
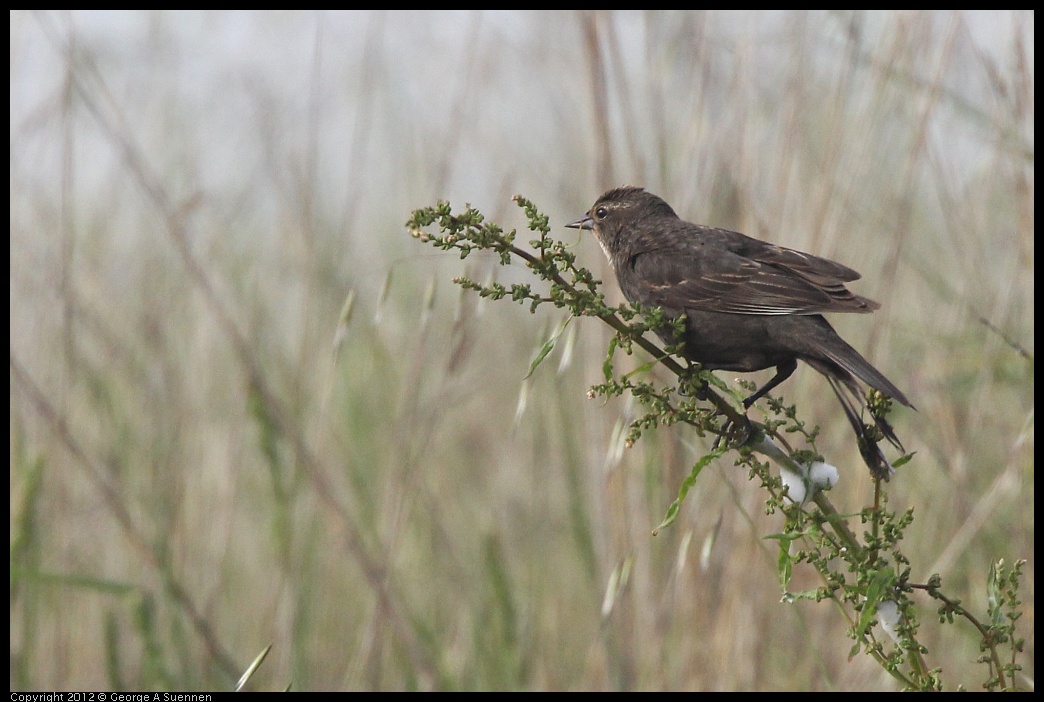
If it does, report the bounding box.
[765,533,797,590]
[783,588,824,603]
[855,567,895,639]
[987,560,1004,627]
[653,446,725,533]
[525,316,572,379]
[602,337,619,381]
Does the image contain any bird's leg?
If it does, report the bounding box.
[742,359,797,408]
[712,359,797,450]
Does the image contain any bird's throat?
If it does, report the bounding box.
[595,236,615,267]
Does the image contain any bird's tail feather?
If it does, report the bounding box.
[824,339,913,409]
[825,376,902,480]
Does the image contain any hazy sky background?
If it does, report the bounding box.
[12,11,1029,228]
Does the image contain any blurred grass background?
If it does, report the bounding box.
[9,10,1033,691]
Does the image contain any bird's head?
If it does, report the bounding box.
[565,186,677,263]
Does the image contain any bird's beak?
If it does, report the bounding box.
[565,214,594,231]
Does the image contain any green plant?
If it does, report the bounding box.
[407,195,1028,691]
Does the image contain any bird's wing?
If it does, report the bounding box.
[628,228,877,315]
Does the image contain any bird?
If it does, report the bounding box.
[566,186,912,478]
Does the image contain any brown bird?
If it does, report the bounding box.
[566,186,912,478]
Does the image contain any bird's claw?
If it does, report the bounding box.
[713,412,753,450]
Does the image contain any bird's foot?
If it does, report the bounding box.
[712,412,753,451]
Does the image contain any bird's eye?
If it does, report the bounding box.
[595,206,608,219]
